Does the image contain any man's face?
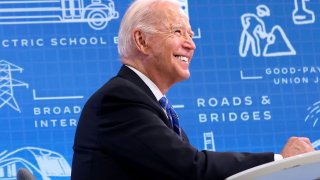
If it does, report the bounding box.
[144,4,196,87]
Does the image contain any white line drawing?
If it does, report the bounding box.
[203,131,216,151]
[239,4,296,58]
[263,25,296,57]
[239,5,269,57]
[32,89,83,101]
[172,104,185,109]
[312,139,320,149]
[292,0,315,25]
[305,100,320,127]
[0,0,119,30]
[0,147,71,180]
[240,70,263,80]
[193,28,201,39]
[0,60,28,113]
[305,102,320,150]
[178,0,189,17]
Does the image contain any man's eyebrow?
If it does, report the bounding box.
[171,24,183,29]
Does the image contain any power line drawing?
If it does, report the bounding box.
[0,147,71,180]
[292,0,315,25]
[239,4,296,58]
[0,0,119,30]
[0,60,28,113]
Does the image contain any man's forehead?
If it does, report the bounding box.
[154,2,187,18]
[170,22,192,31]
[165,9,190,25]
[151,3,192,30]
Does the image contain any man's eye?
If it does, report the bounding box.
[174,29,182,35]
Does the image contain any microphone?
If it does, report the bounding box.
[16,168,36,180]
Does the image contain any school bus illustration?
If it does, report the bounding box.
[0,147,71,180]
[0,0,119,30]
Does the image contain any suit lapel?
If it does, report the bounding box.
[117,65,169,121]
[117,65,189,142]
[117,65,157,101]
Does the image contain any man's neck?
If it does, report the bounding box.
[125,65,164,101]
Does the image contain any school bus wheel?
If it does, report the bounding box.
[87,10,109,30]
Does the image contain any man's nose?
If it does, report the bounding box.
[183,36,196,50]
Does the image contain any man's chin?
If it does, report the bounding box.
[178,71,191,81]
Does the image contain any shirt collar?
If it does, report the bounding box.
[126,65,164,101]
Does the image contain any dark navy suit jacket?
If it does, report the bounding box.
[71,65,274,180]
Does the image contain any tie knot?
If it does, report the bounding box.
[159,97,169,109]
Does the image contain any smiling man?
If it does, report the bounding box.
[71,0,314,180]
[119,0,195,94]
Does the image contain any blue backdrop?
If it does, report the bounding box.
[0,0,319,179]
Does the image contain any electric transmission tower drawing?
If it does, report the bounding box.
[0,60,28,112]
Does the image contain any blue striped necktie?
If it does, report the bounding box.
[159,97,181,137]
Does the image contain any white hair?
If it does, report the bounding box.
[117,0,182,58]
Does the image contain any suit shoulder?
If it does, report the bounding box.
[99,76,148,98]
[86,76,155,108]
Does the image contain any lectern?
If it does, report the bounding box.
[226,151,320,180]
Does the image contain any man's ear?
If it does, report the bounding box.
[133,29,148,55]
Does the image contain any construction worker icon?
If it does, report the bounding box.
[239,5,296,58]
